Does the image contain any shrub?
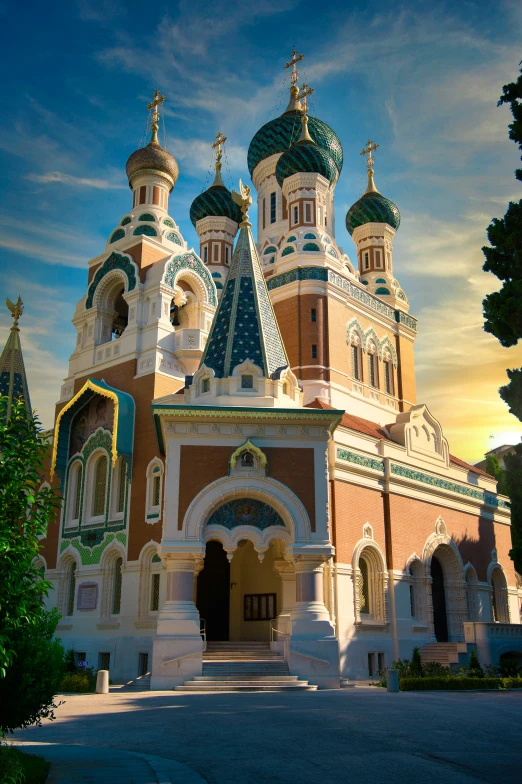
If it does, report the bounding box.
[411,647,423,677]
[0,743,49,784]
[468,649,484,678]
[400,677,505,691]
[498,655,522,677]
[59,674,92,693]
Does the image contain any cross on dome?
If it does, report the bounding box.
[361,139,379,172]
[299,82,314,115]
[147,89,166,144]
[285,48,304,87]
[212,131,227,164]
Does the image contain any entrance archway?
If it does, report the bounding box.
[196,541,230,641]
[431,555,448,642]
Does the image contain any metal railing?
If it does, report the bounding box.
[270,619,290,644]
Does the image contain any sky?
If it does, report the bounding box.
[0,0,521,464]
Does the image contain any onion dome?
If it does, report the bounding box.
[126,91,179,190]
[247,87,343,177]
[190,165,242,227]
[275,114,338,187]
[346,169,400,235]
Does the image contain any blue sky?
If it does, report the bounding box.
[0,0,521,462]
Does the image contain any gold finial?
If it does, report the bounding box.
[285,48,304,87]
[297,83,315,143]
[147,89,166,145]
[210,131,227,187]
[360,139,380,193]
[6,295,24,329]
[232,179,253,227]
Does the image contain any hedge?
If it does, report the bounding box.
[400,677,522,691]
[59,673,95,693]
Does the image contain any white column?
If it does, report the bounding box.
[288,554,340,689]
[150,553,203,689]
[273,559,296,640]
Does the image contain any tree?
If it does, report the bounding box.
[0,395,63,735]
[485,453,508,495]
[482,63,522,421]
[504,444,522,574]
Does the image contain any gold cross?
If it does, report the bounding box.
[285,48,304,86]
[299,82,314,114]
[211,131,227,164]
[147,89,166,141]
[361,139,379,170]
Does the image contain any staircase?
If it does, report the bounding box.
[421,642,467,666]
[175,641,317,692]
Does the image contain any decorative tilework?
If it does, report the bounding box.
[110,229,125,243]
[200,223,288,378]
[390,463,508,508]
[376,278,387,284]
[152,554,161,563]
[287,236,297,242]
[62,532,127,566]
[303,242,320,251]
[264,246,277,254]
[206,498,285,530]
[166,231,183,246]
[190,184,242,226]
[327,247,338,258]
[247,111,343,176]
[86,252,137,309]
[304,233,316,239]
[281,246,295,256]
[375,287,391,295]
[395,311,417,331]
[164,251,217,306]
[133,225,157,237]
[346,192,401,235]
[163,218,174,227]
[276,141,338,187]
[121,216,131,226]
[337,448,384,473]
[138,213,155,221]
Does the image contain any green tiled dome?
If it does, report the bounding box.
[190,184,242,227]
[346,190,400,235]
[248,110,343,176]
[276,141,337,187]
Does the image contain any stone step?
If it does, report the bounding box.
[420,643,462,665]
[195,675,298,682]
[175,682,317,692]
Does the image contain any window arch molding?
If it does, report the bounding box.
[145,458,164,525]
[346,318,365,351]
[406,554,428,625]
[84,448,110,524]
[57,550,79,618]
[137,541,163,621]
[64,459,84,528]
[352,535,388,626]
[379,336,398,368]
[422,520,467,641]
[100,544,126,620]
[464,563,480,621]
[363,327,380,354]
[110,456,128,520]
[488,562,510,623]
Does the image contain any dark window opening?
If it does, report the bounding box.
[311,344,317,359]
[112,289,128,339]
[311,308,317,322]
[270,192,276,224]
[244,593,276,621]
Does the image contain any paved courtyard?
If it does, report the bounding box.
[12,688,522,783]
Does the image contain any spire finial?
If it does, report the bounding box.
[231,179,252,227]
[285,48,304,87]
[361,139,380,193]
[210,131,227,187]
[6,296,23,330]
[147,89,166,145]
[297,82,315,143]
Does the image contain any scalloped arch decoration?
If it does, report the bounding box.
[303,242,320,251]
[163,251,217,307]
[364,327,380,353]
[133,224,157,237]
[86,252,137,309]
[346,318,365,350]
[110,229,125,243]
[379,336,398,367]
[166,231,183,246]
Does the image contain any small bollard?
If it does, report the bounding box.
[387,668,399,693]
[96,669,109,694]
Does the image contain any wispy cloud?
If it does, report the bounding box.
[26,171,126,189]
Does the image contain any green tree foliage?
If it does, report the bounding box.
[504,444,522,573]
[482,63,522,421]
[485,453,508,494]
[0,395,64,735]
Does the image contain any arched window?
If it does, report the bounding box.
[66,562,76,616]
[112,557,123,615]
[383,357,394,395]
[492,567,510,623]
[67,462,83,525]
[465,566,479,621]
[111,458,126,518]
[350,336,362,382]
[408,559,425,624]
[356,546,387,623]
[367,343,378,388]
[92,454,108,518]
[145,460,164,524]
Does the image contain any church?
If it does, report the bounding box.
[5,51,522,689]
